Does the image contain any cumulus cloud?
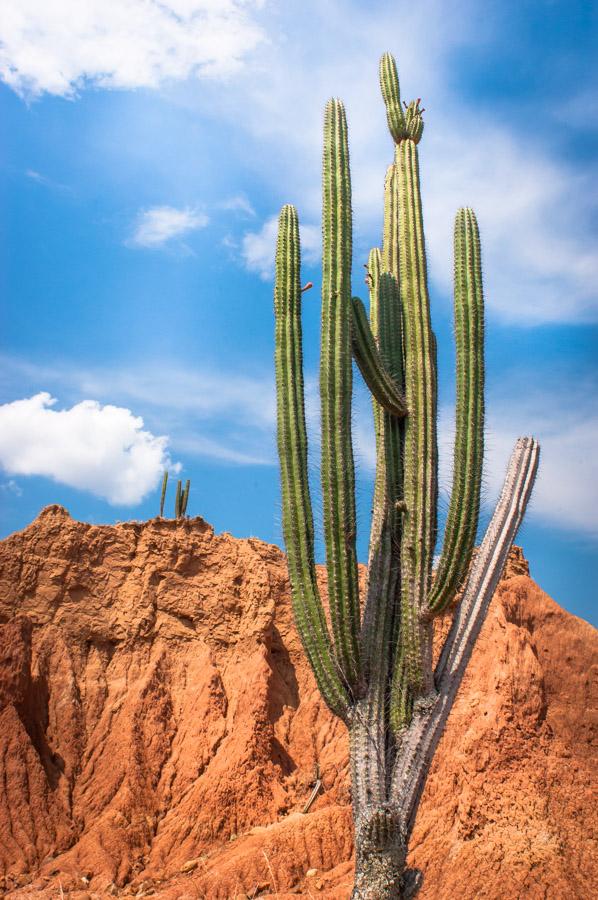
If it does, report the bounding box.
[131,206,208,247]
[0,0,266,98]
[0,393,177,505]
[241,215,320,279]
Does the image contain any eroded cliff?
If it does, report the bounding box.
[0,506,595,898]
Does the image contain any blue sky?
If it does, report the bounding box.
[1,0,596,624]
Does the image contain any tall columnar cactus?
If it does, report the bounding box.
[274,52,540,900]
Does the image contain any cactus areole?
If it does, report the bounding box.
[274,53,539,899]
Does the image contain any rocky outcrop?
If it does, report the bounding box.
[0,506,595,898]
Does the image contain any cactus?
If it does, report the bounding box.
[159,471,168,517]
[160,473,190,519]
[181,479,190,516]
[174,479,182,518]
[274,53,540,899]
[173,478,191,518]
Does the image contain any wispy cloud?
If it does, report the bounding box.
[169,1,596,325]
[0,0,266,98]
[25,168,72,193]
[219,194,256,217]
[0,479,23,498]
[241,214,320,279]
[0,393,178,505]
[433,378,598,539]
[5,2,596,322]
[483,384,598,538]
[421,125,598,324]
[130,206,208,248]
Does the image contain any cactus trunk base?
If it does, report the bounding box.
[352,815,422,899]
[352,825,405,899]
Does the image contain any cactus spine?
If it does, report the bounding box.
[274,53,539,899]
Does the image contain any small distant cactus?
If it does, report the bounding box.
[159,473,191,519]
[274,53,539,899]
[174,479,190,519]
[181,479,190,517]
[159,471,168,517]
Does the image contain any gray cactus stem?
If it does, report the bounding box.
[390,437,540,836]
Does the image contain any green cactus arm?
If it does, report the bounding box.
[380,52,425,145]
[321,98,361,687]
[361,272,404,669]
[159,471,168,517]
[274,204,351,718]
[379,52,406,143]
[395,132,438,696]
[351,295,407,418]
[359,267,405,796]
[174,479,182,518]
[427,208,485,614]
[181,479,190,517]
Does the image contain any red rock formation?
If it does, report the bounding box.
[0,506,595,898]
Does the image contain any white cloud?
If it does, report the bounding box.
[131,205,208,247]
[241,214,319,279]
[0,479,23,497]
[0,0,266,98]
[25,168,71,193]
[219,194,256,217]
[25,169,47,183]
[0,393,177,505]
